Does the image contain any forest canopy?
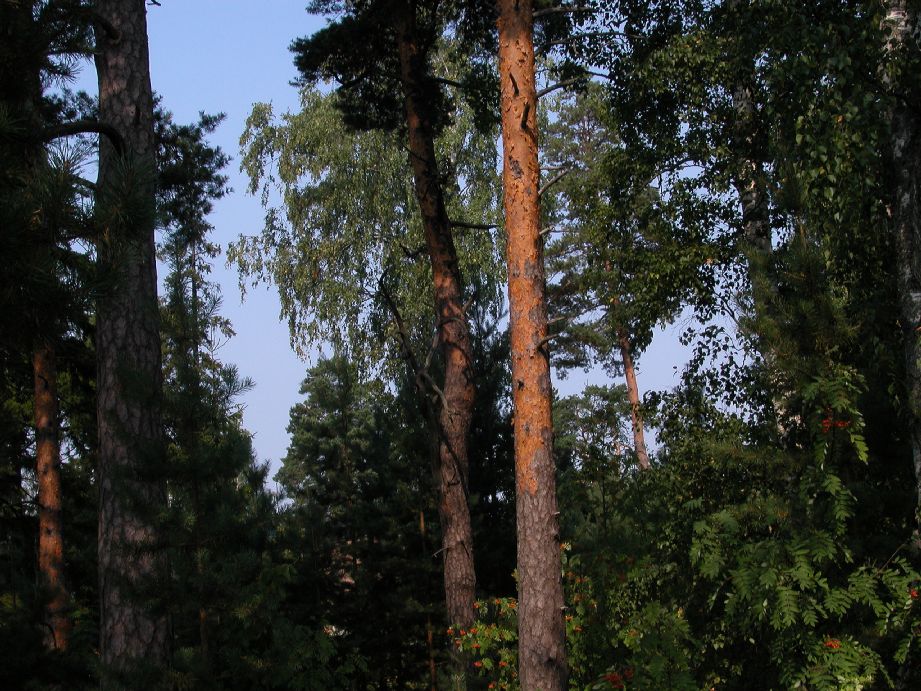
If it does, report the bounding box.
[2,1,921,689]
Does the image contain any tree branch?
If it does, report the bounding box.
[450,220,498,231]
[537,77,586,99]
[539,167,572,197]
[433,76,465,90]
[399,242,427,260]
[41,119,125,154]
[72,175,97,193]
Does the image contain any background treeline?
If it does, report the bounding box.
[3,0,921,689]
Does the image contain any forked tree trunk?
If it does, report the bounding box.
[617,329,650,470]
[34,342,70,650]
[496,0,567,688]
[93,0,169,681]
[395,13,477,628]
[883,1,921,535]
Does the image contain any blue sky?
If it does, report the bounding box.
[141,1,324,473]
[77,2,686,473]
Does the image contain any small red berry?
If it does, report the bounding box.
[603,672,624,689]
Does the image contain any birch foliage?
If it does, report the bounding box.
[230,88,503,374]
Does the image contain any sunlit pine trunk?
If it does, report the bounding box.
[34,342,70,650]
[883,1,921,537]
[496,0,567,688]
[395,11,477,629]
[94,0,169,681]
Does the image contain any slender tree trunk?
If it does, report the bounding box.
[34,342,70,650]
[395,13,477,628]
[883,1,921,535]
[617,329,650,470]
[93,0,169,682]
[731,80,772,326]
[496,1,567,688]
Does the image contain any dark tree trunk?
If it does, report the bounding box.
[883,1,921,535]
[34,342,70,650]
[496,1,567,688]
[395,13,477,628]
[93,0,169,681]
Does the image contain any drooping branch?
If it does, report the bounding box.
[41,119,125,154]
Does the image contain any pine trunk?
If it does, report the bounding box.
[617,330,650,470]
[93,0,169,680]
[884,1,921,534]
[396,15,477,629]
[34,342,70,650]
[496,1,567,688]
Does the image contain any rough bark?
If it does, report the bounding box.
[883,0,921,533]
[34,342,70,650]
[395,12,477,628]
[93,0,169,681]
[496,1,567,688]
[617,329,650,470]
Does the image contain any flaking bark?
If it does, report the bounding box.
[497,0,567,688]
[93,0,169,681]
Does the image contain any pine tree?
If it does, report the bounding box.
[1,0,110,658]
[496,0,567,687]
[92,0,169,681]
[289,1,499,630]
